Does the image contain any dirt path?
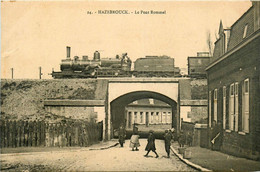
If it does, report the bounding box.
[1,139,196,171]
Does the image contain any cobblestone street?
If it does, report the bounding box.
[1,139,195,171]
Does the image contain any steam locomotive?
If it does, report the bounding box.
[51,47,132,78]
[51,47,181,78]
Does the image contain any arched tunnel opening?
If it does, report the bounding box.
[110,91,178,139]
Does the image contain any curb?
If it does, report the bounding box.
[1,142,120,156]
[170,146,211,171]
[89,142,119,150]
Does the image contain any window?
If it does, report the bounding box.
[214,89,218,122]
[209,91,212,127]
[242,79,249,132]
[231,84,234,96]
[140,112,143,123]
[229,84,235,130]
[187,112,191,118]
[128,112,132,128]
[163,112,167,124]
[134,112,138,123]
[167,112,171,124]
[245,80,249,93]
[243,24,248,38]
[149,99,154,105]
[223,86,226,129]
[235,83,239,131]
[151,112,154,124]
[146,112,149,126]
[156,112,159,124]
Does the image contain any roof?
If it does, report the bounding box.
[207,4,259,70]
[218,20,224,35]
[212,38,223,60]
[127,99,171,107]
[227,6,254,51]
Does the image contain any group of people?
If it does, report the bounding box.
[118,124,174,158]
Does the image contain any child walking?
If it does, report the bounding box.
[144,130,159,158]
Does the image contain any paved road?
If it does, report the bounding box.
[1,139,196,171]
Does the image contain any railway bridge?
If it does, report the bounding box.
[106,77,181,140]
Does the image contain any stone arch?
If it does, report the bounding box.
[110,91,178,138]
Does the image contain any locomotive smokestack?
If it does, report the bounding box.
[66,46,71,59]
[94,51,100,61]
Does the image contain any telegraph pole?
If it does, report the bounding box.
[11,68,14,79]
[39,67,43,79]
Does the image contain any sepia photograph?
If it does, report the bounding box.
[1,0,260,171]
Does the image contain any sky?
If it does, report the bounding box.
[1,1,252,79]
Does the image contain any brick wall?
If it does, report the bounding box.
[207,36,260,159]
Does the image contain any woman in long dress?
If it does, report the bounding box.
[144,130,159,158]
[129,126,140,151]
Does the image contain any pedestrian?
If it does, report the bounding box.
[178,130,185,147]
[144,130,159,158]
[129,126,140,151]
[170,128,175,142]
[187,131,193,147]
[118,123,126,147]
[164,130,172,158]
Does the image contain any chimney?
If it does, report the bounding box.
[253,1,260,31]
[66,46,71,59]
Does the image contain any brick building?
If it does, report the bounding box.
[206,2,260,159]
[188,52,211,78]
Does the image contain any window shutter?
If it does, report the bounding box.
[209,91,212,127]
[219,88,223,124]
[226,86,229,129]
[238,81,243,131]
[235,83,239,132]
[211,90,214,124]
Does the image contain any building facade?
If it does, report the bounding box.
[206,2,260,159]
[188,52,211,78]
[179,79,208,124]
[125,99,172,132]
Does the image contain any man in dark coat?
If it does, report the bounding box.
[118,124,126,147]
[164,130,172,158]
[144,130,159,158]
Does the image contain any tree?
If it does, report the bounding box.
[206,31,214,57]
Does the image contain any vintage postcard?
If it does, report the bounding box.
[1,0,259,171]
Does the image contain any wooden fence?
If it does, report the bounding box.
[0,120,102,148]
